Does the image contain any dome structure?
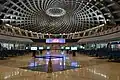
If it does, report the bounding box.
[0,0,120,33]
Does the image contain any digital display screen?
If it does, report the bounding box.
[46,39,65,43]
[61,46,64,49]
[65,47,70,50]
[26,47,28,49]
[71,47,77,50]
[31,47,37,50]
[39,47,44,50]
[47,46,50,49]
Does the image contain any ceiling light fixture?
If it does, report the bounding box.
[46,7,66,17]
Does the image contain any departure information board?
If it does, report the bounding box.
[46,39,65,43]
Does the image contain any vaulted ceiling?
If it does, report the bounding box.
[0,0,120,33]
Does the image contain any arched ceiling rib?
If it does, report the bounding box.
[0,0,120,33]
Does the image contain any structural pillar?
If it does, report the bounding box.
[47,58,53,73]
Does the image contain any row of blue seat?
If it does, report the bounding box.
[0,50,31,59]
[77,48,120,60]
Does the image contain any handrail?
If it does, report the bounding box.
[0,24,119,40]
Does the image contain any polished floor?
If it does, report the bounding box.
[0,53,120,80]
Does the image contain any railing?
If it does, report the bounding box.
[0,24,120,40]
[0,24,39,39]
[73,25,120,39]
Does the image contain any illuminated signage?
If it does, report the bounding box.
[46,39,65,43]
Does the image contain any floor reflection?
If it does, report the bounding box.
[27,52,80,72]
[0,53,120,80]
